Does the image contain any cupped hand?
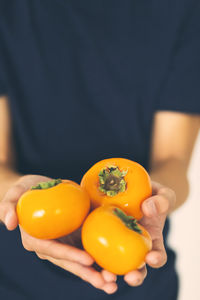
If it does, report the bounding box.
[0,175,118,294]
[0,175,51,230]
[124,181,176,286]
[19,227,117,294]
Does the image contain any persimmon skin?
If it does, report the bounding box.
[81,158,152,219]
[82,205,152,275]
[17,180,90,239]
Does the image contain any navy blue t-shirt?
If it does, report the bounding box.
[0,1,200,299]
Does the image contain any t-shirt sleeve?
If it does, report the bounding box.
[156,2,200,115]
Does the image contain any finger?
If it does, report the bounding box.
[38,254,118,293]
[124,265,147,286]
[20,227,94,266]
[151,181,163,194]
[0,177,52,230]
[0,184,26,229]
[16,175,52,190]
[101,269,117,282]
[142,187,176,217]
[145,238,167,268]
[142,194,169,217]
[0,202,17,230]
[102,282,118,294]
[4,209,18,230]
[151,182,176,214]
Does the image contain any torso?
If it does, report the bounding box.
[0,1,185,298]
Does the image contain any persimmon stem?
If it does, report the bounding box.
[113,208,142,234]
[31,179,62,190]
[98,165,127,196]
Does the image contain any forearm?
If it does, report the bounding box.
[0,163,21,202]
[149,157,189,212]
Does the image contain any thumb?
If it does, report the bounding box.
[4,208,18,230]
[0,184,26,230]
[0,201,18,230]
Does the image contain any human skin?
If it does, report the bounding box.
[0,96,199,293]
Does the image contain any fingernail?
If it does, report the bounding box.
[104,284,118,294]
[133,278,141,285]
[5,211,14,227]
[150,256,159,265]
[145,200,157,216]
[130,276,140,285]
[126,275,141,285]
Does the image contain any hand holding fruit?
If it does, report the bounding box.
[80,158,176,286]
[0,159,176,292]
[0,175,118,294]
[82,205,152,275]
[17,178,90,239]
[123,181,176,286]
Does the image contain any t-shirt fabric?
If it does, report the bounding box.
[0,1,200,299]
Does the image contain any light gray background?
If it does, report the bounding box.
[169,130,200,300]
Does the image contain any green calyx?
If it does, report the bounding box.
[98,165,127,197]
[31,178,62,190]
[113,207,142,234]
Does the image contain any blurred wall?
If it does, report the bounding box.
[169,130,200,300]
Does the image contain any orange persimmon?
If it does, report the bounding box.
[81,158,152,219]
[82,205,152,275]
[17,179,90,239]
